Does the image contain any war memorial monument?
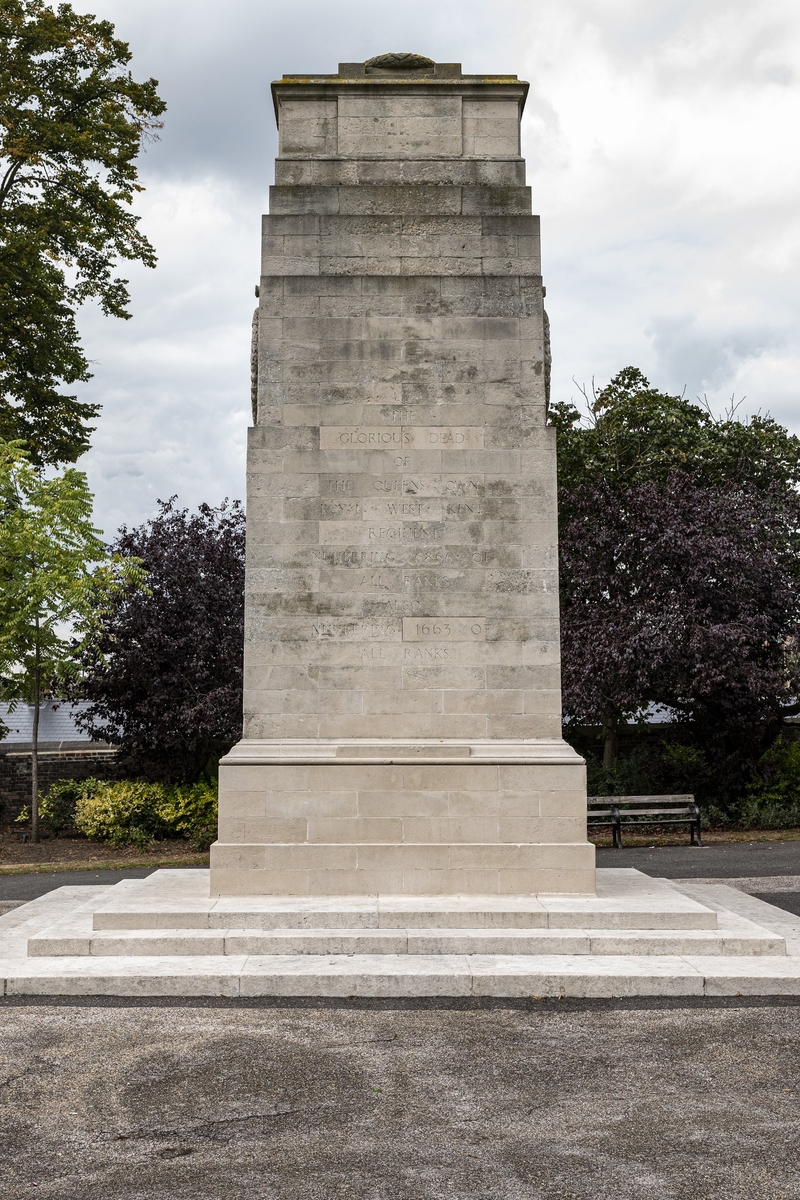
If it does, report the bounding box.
[211,51,594,898]
[1,57,797,997]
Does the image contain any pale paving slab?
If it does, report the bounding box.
[584,913,785,956]
[23,892,121,957]
[467,954,705,997]
[671,874,800,893]
[0,952,742,999]
[239,953,475,997]
[595,869,689,895]
[665,880,800,958]
[5,954,248,997]
[0,886,107,958]
[4,947,800,997]
[5,872,800,996]
[682,956,800,995]
[237,952,707,999]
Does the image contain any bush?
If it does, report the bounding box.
[737,736,800,830]
[583,740,718,808]
[152,780,218,851]
[74,780,171,848]
[16,778,103,836]
[36,776,218,849]
[40,778,103,835]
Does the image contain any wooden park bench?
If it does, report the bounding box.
[587,795,703,849]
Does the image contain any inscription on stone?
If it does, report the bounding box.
[402,617,486,642]
[362,498,442,520]
[403,476,483,496]
[319,426,484,450]
[310,620,397,640]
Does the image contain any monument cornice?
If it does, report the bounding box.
[221,740,585,767]
[271,77,530,126]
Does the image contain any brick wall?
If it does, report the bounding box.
[0,748,119,827]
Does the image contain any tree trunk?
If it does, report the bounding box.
[602,716,619,770]
[30,632,40,844]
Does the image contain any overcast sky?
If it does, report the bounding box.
[74,0,800,535]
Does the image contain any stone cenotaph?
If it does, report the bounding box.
[210,54,594,898]
[12,56,777,1007]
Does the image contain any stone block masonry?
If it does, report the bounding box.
[210,55,594,896]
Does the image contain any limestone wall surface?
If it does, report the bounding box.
[248,67,553,744]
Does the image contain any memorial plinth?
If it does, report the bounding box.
[210,55,594,897]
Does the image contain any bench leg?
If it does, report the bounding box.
[614,820,622,850]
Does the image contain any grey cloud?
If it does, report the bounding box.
[648,316,784,397]
[101,0,523,190]
[60,0,800,536]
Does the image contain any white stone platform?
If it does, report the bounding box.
[1,868,799,997]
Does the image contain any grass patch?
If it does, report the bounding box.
[590,828,800,848]
[0,853,209,875]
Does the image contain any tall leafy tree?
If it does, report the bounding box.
[551,367,800,516]
[560,472,800,768]
[0,0,166,464]
[552,368,800,771]
[76,499,246,783]
[0,439,142,840]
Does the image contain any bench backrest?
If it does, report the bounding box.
[587,795,694,808]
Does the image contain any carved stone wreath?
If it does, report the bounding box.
[365,53,435,74]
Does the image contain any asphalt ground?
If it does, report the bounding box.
[596,841,800,877]
[0,866,167,901]
[0,997,799,1199]
[2,849,800,1197]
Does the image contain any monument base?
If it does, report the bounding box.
[6,869,799,998]
[210,739,594,897]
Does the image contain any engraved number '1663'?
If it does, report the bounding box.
[416,622,450,636]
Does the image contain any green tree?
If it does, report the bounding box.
[0,439,143,840]
[550,366,800,521]
[0,0,166,464]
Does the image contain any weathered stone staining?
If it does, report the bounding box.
[210,56,594,897]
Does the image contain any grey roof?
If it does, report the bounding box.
[0,701,102,748]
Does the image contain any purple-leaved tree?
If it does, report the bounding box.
[559,472,800,768]
[75,498,245,782]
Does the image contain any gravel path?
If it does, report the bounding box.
[1,998,799,1199]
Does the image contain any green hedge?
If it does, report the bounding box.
[738,736,800,830]
[30,777,218,850]
[571,727,800,829]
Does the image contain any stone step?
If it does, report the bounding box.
[92,905,720,932]
[90,869,720,932]
[27,920,785,959]
[5,875,799,998]
[5,952,800,998]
